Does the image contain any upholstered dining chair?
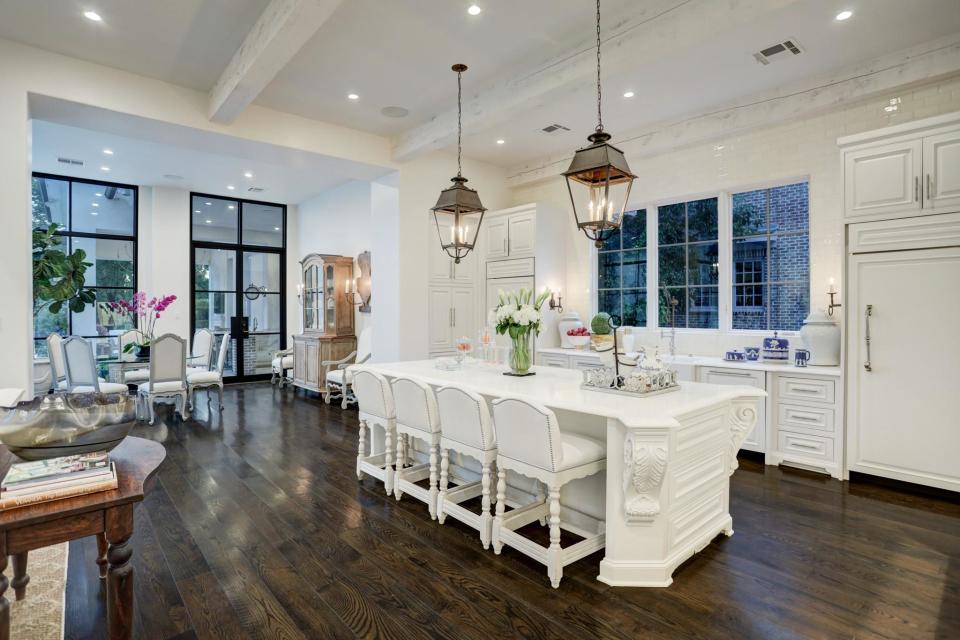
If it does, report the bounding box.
[325,326,373,408]
[46,333,68,391]
[61,337,130,395]
[271,346,294,387]
[187,333,230,411]
[186,328,214,375]
[137,333,188,425]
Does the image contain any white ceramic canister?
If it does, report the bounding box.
[800,309,841,366]
[558,312,584,349]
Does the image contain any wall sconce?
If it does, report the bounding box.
[344,278,364,307]
[343,251,372,313]
[548,289,563,313]
[827,277,842,316]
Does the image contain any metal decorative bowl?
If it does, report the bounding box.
[0,392,136,461]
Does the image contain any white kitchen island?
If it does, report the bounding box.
[354,359,765,587]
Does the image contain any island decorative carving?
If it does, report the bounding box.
[622,435,667,524]
[727,401,759,475]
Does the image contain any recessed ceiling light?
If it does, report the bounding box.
[100,166,110,172]
[205,219,212,224]
[496,139,505,145]
[95,192,102,197]
[91,202,99,207]
[194,210,201,214]
[347,93,359,100]
[243,171,253,179]
[205,201,212,206]
[227,205,235,210]
[89,211,98,216]
[83,10,102,22]
[274,226,280,231]
[102,148,113,155]
[835,10,852,21]
[227,185,235,190]
[467,4,482,16]
[623,91,635,98]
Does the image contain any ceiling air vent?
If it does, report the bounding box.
[540,123,571,135]
[753,39,802,65]
[57,157,84,166]
[247,186,265,193]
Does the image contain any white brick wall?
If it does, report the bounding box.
[511,75,960,356]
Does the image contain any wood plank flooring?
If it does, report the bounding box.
[61,383,960,640]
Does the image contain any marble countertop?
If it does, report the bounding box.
[537,347,842,378]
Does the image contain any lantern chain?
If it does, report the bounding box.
[457,66,463,177]
[595,0,602,133]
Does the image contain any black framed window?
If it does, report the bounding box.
[657,197,719,329]
[596,209,647,326]
[32,174,138,358]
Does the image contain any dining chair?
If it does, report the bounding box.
[271,346,293,387]
[187,333,230,411]
[61,337,130,395]
[435,385,498,549]
[391,376,442,518]
[490,397,606,588]
[325,326,373,408]
[46,333,68,391]
[119,329,149,384]
[353,369,396,496]
[137,333,188,425]
[187,328,214,375]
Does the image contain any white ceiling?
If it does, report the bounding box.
[2,0,959,169]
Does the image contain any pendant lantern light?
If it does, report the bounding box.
[563,0,636,248]
[432,64,486,264]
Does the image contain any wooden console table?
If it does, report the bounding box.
[0,437,165,640]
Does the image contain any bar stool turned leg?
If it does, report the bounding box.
[535,481,547,526]
[384,425,394,496]
[480,462,493,549]
[547,485,563,588]
[428,443,439,520]
[437,449,449,524]
[394,434,405,500]
[356,419,367,480]
[493,467,507,554]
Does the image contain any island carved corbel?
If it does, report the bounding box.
[622,434,668,525]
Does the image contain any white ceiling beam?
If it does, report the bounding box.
[505,35,960,187]
[208,0,343,124]
[390,0,800,163]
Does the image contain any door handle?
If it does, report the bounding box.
[453,307,456,327]
[864,304,873,372]
[927,174,933,201]
[914,176,919,202]
[449,308,453,328]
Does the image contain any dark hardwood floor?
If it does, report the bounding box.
[62,383,959,640]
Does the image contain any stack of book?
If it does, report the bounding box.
[0,451,118,510]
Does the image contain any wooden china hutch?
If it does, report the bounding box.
[292,254,356,394]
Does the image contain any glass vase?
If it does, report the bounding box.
[509,330,534,375]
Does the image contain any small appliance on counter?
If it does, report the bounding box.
[762,331,790,362]
[558,312,585,349]
[799,309,841,366]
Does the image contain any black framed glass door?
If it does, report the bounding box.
[190,194,285,381]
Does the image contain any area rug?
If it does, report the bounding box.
[10,542,67,640]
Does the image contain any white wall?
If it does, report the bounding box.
[511,75,960,357]
[137,187,191,338]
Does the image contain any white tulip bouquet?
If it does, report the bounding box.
[493,287,551,374]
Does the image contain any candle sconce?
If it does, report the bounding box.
[548,290,563,313]
[342,250,372,313]
[827,278,842,317]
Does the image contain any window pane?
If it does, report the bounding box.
[733,285,768,330]
[243,334,279,376]
[621,209,646,249]
[686,287,718,328]
[597,290,621,322]
[194,293,235,333]
[71,182,135,236]
[658,246,685,287]
[770,233,809,283]
[732,189,768,237]
[243,252,280,293]
[622,289,646,327]
[34,304,68,339]
[599,226,620,251]
[598,251,621,289]
[194,248,236,292]
[658,203,685,245]
[621,250,646,288]
[658,288,686,328]
[687,198,718,242]
[733,237,768,283]
[688,243,719,285]
[769,182,808,234]
[71,289,135,337]
[242,203,284,247]
[769,284,809,331]
[192,196,238,243]
[243,293,280,333]
[32,177,69,229]
[70,237,135,288]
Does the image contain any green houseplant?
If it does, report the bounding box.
[32,223,96,317]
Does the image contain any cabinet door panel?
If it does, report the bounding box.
[844,140,922,220]
[697,367,766,452]
[451,287,475,340]
[508,212,536,255]
[485,219,509,259]
[923,131,960,212]
[428,287,453,352]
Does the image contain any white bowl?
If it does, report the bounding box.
[567,335,591,348]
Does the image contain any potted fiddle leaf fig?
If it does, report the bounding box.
[32,223,96,317]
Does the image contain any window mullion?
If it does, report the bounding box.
[718,191,732,333]
[648,205,658,330]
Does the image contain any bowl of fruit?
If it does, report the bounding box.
[566,327,591,349]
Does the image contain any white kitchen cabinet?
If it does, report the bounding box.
[843,139,922,221]
[430,216,476,284]
[697,367,767,453]
[507,211,536,256]
[484,217,509,260]
[427,285,476,356]
[451,286,474,340]
[923,130,960,212]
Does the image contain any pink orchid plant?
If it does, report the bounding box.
[110,291,177,352]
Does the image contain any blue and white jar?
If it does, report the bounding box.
[762,331,790,362]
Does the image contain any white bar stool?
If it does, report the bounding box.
[391,377,442,519]
[491,397,606,588]
[436,385,498,549]
[352,370,396,496]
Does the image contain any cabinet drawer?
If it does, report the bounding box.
[778,431,835,462]
[538,353,569,368]
[570,354,603,370]
[777,403,835,434]
[486,257,535,279]
[777,376,835,404]
[698,367,766,389]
